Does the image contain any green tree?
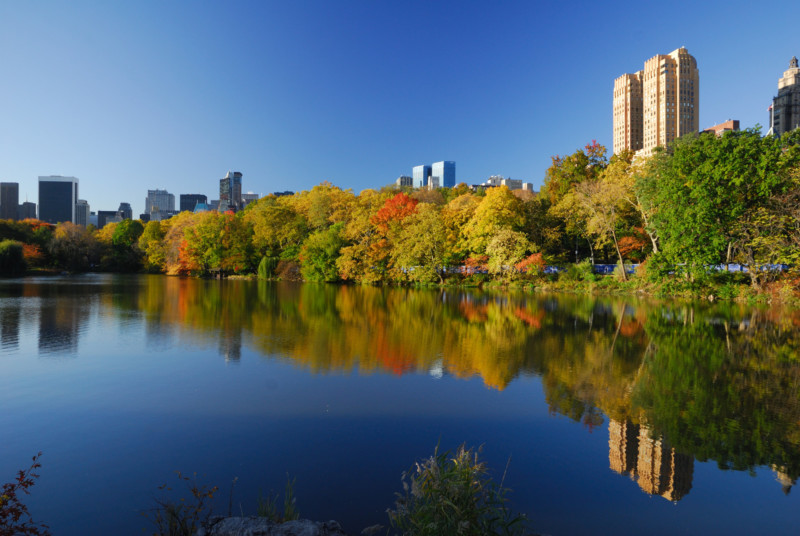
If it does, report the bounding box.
[485,229,531,280]
[0,240,26,277]
[391,204,448,283]
[299,223,346,282]
[461,187,525,255]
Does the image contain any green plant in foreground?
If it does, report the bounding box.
[386,444,529,536]
[0,453,50,536]
[147,472,218,536]
[257,475,299,522]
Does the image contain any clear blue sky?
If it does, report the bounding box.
[1,0,799,216]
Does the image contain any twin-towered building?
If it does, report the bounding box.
[613,47,700,156]
[412,161,456,189]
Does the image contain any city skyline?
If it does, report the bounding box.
[2,1,800,216]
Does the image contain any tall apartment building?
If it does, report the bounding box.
[39,176,79,224]
[614,47,699,155]
[179,194,207,213]
[219,171,243,212]
[0,182,20,220]
[18,202,37,220]
[769,56,800,137]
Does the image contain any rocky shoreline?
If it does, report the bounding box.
[196,517,350,536]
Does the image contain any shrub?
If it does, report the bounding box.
[257,256,278,280]
[0,240,26,277]
[257,475,299,523]
[147,472,218,536]
[563,259,595,283]
[0,452,50,536]
[387,444,528,536]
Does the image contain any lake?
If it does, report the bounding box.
[1,274,799,535]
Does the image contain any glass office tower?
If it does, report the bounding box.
[38,176,78,224]
[431,161,456,188]
[412,165,431,188]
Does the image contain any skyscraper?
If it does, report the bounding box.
[0,182,20,221]
[431,161,456,188]
[613,47,699,155]
[75,200,90,227]
[180,194,207,213]
[118,203,133,220]
[145,189,175,214]
[219,171,243,212]
[18,202,36,220]
[769,56,800,137]
[38,176,79,224]
[412,165,431,189]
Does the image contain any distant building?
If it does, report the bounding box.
[0,182,20,220]
[38,176,79,224]
[89,212,98,227]
[769,56,800,137]
[97,210,122,229]
[475,175,523,190]
[273,191,294,197]
[139,213,150,223]
[396,175,413,187]
[145,189,175,214]
[431,161,456,189]
[614,47,699,156]
[412,165,431,188]
[118,203,133,220]
[18,202,36,220]
[209,200,220,211]
[241,192,259,207]
[180,194,207,213]
[145,189,175,221]
[219,171,243,212]
[193,202,211,213]
[703,119,739,136]
[75,200,90,227]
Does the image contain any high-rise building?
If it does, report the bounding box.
[614,47,699,155]
[219,171,243,212]
[241,192,259,207]
[97,210,122,229]
[18,202,37,220]
[0,182,20,220]
[769,56,800,137]
[38,176,79,224]
[412,165,431,188]
[118,203,133,220]
[75,200,90,227]
[613,73,643,154]
[145,189,175,214]
[431,161,456,189]
[179,194,208,213]
[396,176,413,187]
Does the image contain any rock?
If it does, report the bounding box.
[196,517,349,536]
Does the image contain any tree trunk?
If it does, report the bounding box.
[610,228,627,281]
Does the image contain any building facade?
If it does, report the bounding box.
[703,119,739,136]
[219,171,243,212]
[431,161,456,188]
[145,189,175,214]
[241,192,259,207]
[395,175,413,187]
[180,194,208,213]
[770,56,800,137]
[38,176,79,224]
[18,202,36,220]
[75,200,90,227]
[412,165,431,189]
[0,182,20,221]
[118,203,133,220]
[97,210,122,229]
[613,47,699,155]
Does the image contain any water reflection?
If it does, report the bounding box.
[2,275,800,501]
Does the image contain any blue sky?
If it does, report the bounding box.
[1,0,799,216]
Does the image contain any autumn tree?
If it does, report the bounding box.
[461,187,525,255]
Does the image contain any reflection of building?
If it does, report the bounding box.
[608,419,694,501]
[219,331,241,362]
[772,465,797,495]
[38,176,79,224]
[1,301,21,351]
[38,294,88,355]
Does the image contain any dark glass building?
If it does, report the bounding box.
[18,202,37,220]
[38,176,78,224]
[118,203,133,220]
[180,194,208,213]
[0,182,19,220]
[219,171,243,212]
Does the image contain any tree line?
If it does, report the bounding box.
[2,127,800,291]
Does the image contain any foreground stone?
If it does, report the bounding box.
[196,517,349,536]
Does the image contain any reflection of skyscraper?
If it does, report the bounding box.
[1,302,21,351]
[772,465,796,495]
[219,330,241,362]
[608,419,694,501]
[38,292,89,356]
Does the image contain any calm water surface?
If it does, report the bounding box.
[1,274,799,535]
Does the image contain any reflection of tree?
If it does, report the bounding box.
[111,278,800,491]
